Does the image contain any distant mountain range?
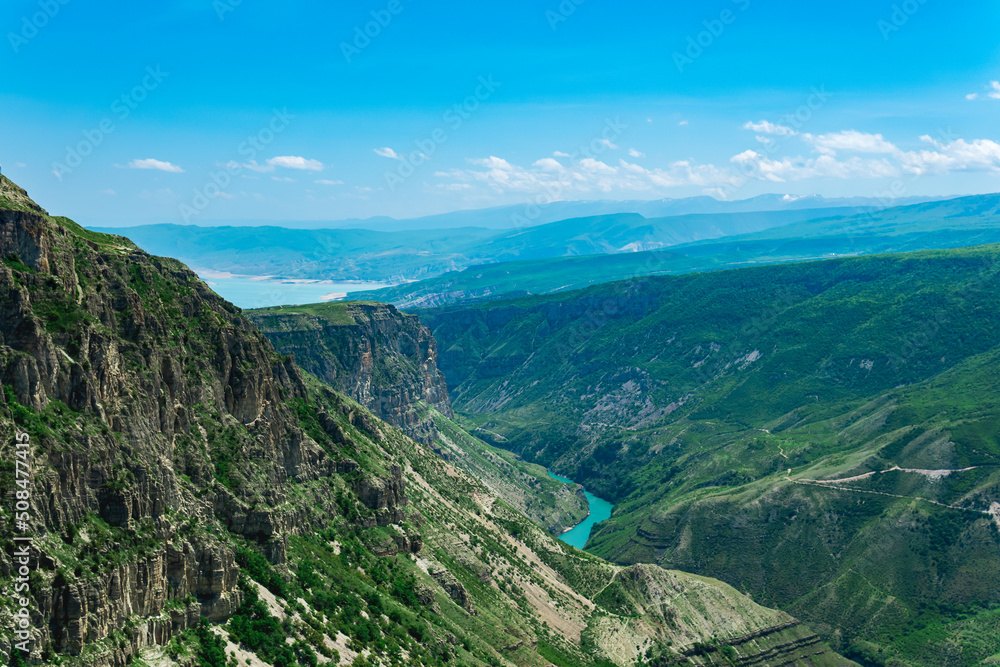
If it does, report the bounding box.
[353,192,942,231]
[351,193,1000,307]
[86,192,944,232]
[94,203,893,283]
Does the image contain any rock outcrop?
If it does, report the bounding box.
[0,179,333,664]
[247,301,453,443]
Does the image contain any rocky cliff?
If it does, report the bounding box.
[247,301,592,536]
[0,174,334,663]
[246,301,452,444]
[0,175,851,666]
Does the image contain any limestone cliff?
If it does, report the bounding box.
[0,175,335,664]
[248,301,592,536]
[246,301,453,443]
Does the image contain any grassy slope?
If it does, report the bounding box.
[432,410,590,536]
[418,245,1000,666]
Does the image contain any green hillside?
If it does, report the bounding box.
[352,193,1000,308]
[419,246,1000,665]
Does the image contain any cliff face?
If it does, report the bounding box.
[246,301,453,443]
[0,187,336,662]
[248,301,593,537]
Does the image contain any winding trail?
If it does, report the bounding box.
[806,465,979,484]
[787,466,997,518]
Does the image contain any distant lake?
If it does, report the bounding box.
[197,273,392,309]
[547,471,614,550]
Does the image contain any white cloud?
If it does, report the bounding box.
[100,189,116,196]
[272,176,295,182]
[532,158,564,172]
[628,148,646,158]
[16,162,26,168]
[436,128,1000,200]
[437,154,738,197]
[220,159,273,173]
[470,156,516,171]
[598,138,619,150]
[374,147,400,159]
[802,130,899,156]
[730,150,899,182]
[677,120,688,126]
[267,155,323,171]
[315,179,345,185]
[553,151,571,157]
[126,158,184,173]
[897,136,1000,175]
[966,81,1000,101]
[743,120,796,136]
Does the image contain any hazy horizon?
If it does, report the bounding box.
[3,1,998,226]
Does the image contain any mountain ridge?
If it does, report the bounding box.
[93,206,889,285]
[350,192,1000,308]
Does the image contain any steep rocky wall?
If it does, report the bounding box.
[0,207,335,664]
[247,302,453,443]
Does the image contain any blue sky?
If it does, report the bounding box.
[2,0,999,225]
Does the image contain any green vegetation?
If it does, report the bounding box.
[192,620,229,667]
[235,544,288,597]
[422,244,1000,664]
[431,411,590,535]
[229,583,317,667]
[49,216,133,248]
[3,253,35,274]
[249,301,362,326]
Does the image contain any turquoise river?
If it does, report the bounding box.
[546,471,614,550]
